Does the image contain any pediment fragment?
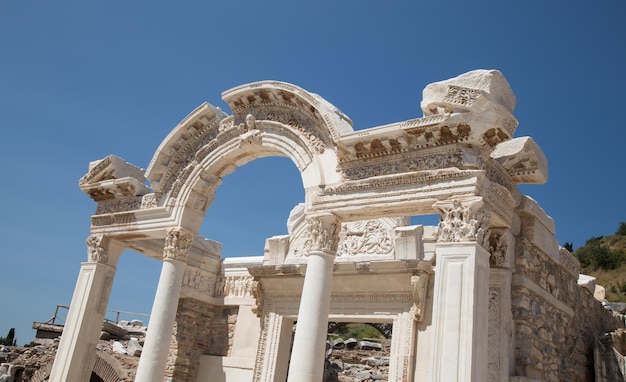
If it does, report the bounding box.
[490,137,548,184]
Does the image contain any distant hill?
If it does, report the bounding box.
[569,222,626,302]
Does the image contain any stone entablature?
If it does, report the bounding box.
[50,69,623,382]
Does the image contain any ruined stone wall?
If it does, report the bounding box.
[512,238,623,381]
[166,298,238,382]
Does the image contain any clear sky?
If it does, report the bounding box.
[1,1,625,345]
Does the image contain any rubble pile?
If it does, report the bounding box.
[324,344,391,382]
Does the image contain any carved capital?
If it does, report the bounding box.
[411,271,430,321]
[86,234,109,264]
[307,214,341,254]
[434,197,490,247]
[163,227,194,262]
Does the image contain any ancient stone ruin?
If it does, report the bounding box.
[42,70,623,381]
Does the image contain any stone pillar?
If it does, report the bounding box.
[287,215,339,382]
[487,228,514,382]
[135,227,194,382]
[49,235,123,382]
[430,198,490,382]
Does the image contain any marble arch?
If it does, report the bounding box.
[50,70,620,382]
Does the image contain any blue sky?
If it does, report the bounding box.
[1,1,625,345]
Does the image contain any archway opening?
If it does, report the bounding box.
[199,156,304,258]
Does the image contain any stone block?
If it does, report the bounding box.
[394,225,423,260]
[128,338,143,357]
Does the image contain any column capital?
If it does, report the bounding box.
[433,197,490,247]
[307,214,340,255]
[86,234,110,264]
[163,227,194,262]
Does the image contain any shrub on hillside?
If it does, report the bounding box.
[574,236,624,270]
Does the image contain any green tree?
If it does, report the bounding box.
[0,328,16,346]
[616,222,626,236]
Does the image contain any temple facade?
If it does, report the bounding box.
[49,70,621,382]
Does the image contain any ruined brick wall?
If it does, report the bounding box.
[166,298,238,382]
[512,239,623,381]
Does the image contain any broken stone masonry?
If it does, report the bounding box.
[15,69,623,382]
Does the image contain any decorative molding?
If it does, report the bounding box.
[322,169,478,196]
[163,227,193,262]
[91,213,137,227]
[86,235,109,264]
[443,85,482,107]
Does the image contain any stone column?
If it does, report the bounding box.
[487,228,514,382]
[135,227,194,382]
[49,235,123,382]
[430,198,490,382]
[287,215,339,382]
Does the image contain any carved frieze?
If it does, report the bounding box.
[341,147,466,181]
[216,275,255,298]
[95,197,142,215]
[435,198,490,247]
[163,227,193,262]
[182,268,216,296]
[338,220,394,257]
[322,169,478,196]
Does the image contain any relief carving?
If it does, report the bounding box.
[182,268,215,295]
[488,287,502,382]
[488,230,508,268]
[218,275,255,298]
[442,85,482,107]
[411,271,430,321]
[338,220,393,256]
[340,147,466,181]
[163,227,193,262]
[87,234,109,264]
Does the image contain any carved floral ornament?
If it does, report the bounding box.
[87,234,109,264]
[163,227,194,262]
[308,215,341,254]
[434,198,490,247]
